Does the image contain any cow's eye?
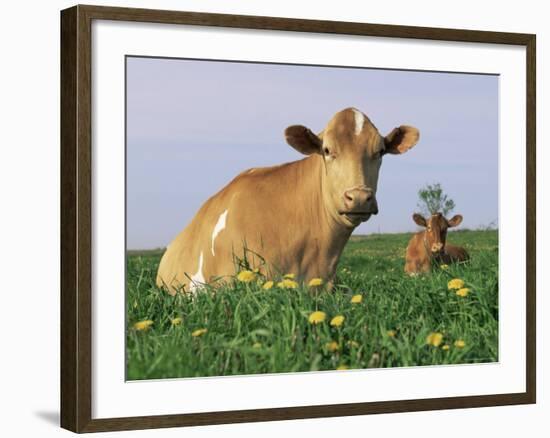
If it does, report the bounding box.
[323,147,331,156]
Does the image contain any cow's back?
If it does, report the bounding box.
[443,244,469,263]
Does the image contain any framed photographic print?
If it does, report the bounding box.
[60,4,536,433]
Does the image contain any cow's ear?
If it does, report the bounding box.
[413,213,427,227]
[447,214,463,228]
[285,125,322,155]
[383,125,419,155]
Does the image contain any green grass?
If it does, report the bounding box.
[126,229,498,380]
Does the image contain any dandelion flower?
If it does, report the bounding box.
[440,264,449,270]
[454,339,466,348]
[387,330,396,338]
[442,344,450,351]
[351,294,363,304]
[448,278,465,290]
[237,270,256,283]
[262,280,274,290]
[171,317,182,326]
[191,328,208,337]
[133,320,153,331]
[308,278,323,287]
[426,332,444,347]
[277,278,298,289]
[308,310,326,324]
[326,341,340,352]
[456,287,470,297]
[283,273,295,279]
[336,364,348,370]
[330,315,345,327]
[252,342,262,349]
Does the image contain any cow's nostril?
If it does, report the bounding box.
[344,191,354,202]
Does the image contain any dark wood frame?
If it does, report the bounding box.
[61,4,536,433]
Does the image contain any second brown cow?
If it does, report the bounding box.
[404,213,469,274]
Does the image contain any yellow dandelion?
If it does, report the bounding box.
[448,278,465,290]
[456,287,470,297]
[442,344,450,351]
[171,317,182,326]
[283,273,295,279]
[336,364,349,370]
[426,332,444,347]
[252,342,262,349]
[330,315,345,327]
[277,278,298,289]
[387,330,396,338]
[308,310,326,324]
[454,339,466,348]
[326,341,340,352]
[262,280,274,290]
[133,320,153,331]
[308,278,323,287]
[440,264,449,270]
[347,340,360,348]
[351,294,363,304]
[237,270,256,283]
[191,328,208,337]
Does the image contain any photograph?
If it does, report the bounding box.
[125,56,499,380]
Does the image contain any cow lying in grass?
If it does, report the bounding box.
[404,213,469,274]
[157,107,419,294]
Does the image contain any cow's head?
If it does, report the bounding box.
[285,108,419,228]
[413,212,463,255]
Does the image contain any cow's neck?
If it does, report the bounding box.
[419,231,436,262]
[420,231,430,256]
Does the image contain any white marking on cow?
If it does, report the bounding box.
[189,251,205,292]
[211,209,228,256]
[352,109,364,136]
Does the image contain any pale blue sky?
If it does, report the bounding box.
[127,57,498,250]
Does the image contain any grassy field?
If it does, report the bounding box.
[126,230,498,380]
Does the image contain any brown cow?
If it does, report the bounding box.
[157,107,419,293]
[404,213,469,274]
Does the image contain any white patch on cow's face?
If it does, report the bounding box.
[189,251,205,292]
[211,209,228,256]
[352,108,365,136]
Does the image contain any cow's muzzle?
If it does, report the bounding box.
[342,187,378,215]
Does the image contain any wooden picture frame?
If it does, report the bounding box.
[60,4,536,433]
